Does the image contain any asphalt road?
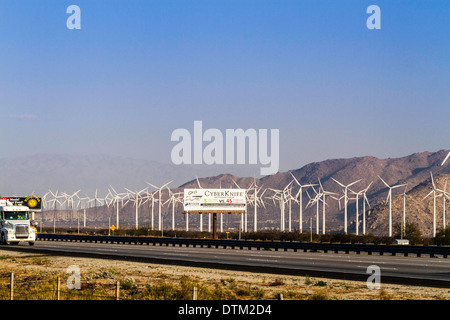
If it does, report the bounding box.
[6,240,450,287]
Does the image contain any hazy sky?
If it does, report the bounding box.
[1,0,449,174]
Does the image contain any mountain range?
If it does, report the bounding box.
[0,153,261,196]
[3,150,450,237]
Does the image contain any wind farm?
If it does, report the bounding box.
[21,149,449,240]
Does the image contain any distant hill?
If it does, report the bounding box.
[0,153,261,196]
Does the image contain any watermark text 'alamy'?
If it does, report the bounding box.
[171,121,279,176]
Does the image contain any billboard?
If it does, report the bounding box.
[183,189,246,213]
[1,196,42,211]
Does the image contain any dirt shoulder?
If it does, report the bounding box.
[0,249,448,300]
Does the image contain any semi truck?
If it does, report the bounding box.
[0,199,37,245]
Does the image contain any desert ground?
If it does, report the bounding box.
[0,249,448,300]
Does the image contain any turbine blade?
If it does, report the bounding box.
[331,177,345,188]
[290,172,301,186]
[442,151,450,166]
[378,176,390,188]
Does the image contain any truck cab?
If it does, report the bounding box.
[0,199,37,245]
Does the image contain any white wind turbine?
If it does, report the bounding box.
[268,188,284,232]
[232,178,256,233]
[317,179,337,235]
[146,181,173,231]
[108,185,128,230]
[196,176,206,232]
[268,181,293,232]
[361,183,372,235]
[62,190,81,229]
[400,184,408,239]
[88,189,105,226]
[350,183,371,236]
[285,181,295,232]
[378,176,407,237]
[164,188,183,231]
[124,186,148,230]
[305,184,324,234]
[48,190,62,232]
[190,176,206,232]
[143,190,158,230]
[436,179,449,230]
[248,180,266,232]
[331,178,361,234]
[77,195,90,228]
[38,191,50,228]
[290,173,317,233]
[423,172,446,237]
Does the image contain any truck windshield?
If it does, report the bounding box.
[2,211,29,220]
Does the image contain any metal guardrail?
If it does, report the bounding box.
[37,233,450,258]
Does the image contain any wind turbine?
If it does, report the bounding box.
[48,190,62,232]
[378,176,407,237]
[62,190,80,229]
[317,179,337,235]
[268,188,284,232]
[305,182,332,235]
[108,185,128,230]
[197,176,207,232]
[424,172,447,237]
[331,178,361,234]
[232,178,251,233]
[350,182,372,235]
[146,181,173,231]
[248,180,266,232]
[268,180,293,232]
[305,187,320,234]
[361,183,372,235]
[77,195,90,228]
[436,179,449,230]
[164,188,183,231]
[290,172,317,233]
[124,186,148,230]
[400,184,408,239]
[143,190,158,230]
[284,182,295,232]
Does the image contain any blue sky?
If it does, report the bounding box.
[0,0,449,174]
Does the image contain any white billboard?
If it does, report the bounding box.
[183,189,247,213]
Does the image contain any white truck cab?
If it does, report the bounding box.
[0,199,37,245]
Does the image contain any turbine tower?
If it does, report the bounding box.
[436,179,449,230]
[108,185,128,230]
[249,180,266,233]
[424,172,447,237]
[331,178,361,234]
[146,181,173,231]
[350,182,372,235]
[124,187,148,230]
[378,176,406,237]
[290,172,317,233]
[305,187,321,234]
[317,179,337,235]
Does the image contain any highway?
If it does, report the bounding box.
[5,239,450,287]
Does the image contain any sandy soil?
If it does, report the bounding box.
[0,249,448,300]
